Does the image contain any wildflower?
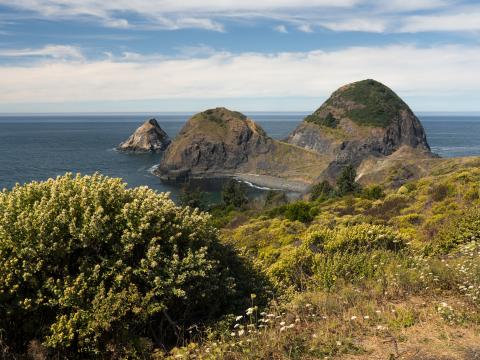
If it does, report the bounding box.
[238,329,245,336]
[235,315,243,321]
[234,323,240,329]
[350,316,357,320]
[246,307,255,315]
[280,321,285,326]
[230,332,235,337]
[363,316,370,320]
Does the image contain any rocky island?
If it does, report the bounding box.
[155,80,444,190]
[118,118,171,152]
[155,107,327,191]
[286,79,433,180]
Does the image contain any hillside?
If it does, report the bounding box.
[164,157,480,359]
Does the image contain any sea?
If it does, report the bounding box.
[0,113,479,202]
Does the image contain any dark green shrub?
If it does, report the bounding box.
[221,179,248,208]
[304,112,339,128]
[179,184,208,211]
[284,202,316,223]
[429,183,452,202]
[310,180,335,201]
[362,185,385,200]
[0,174,258,357]
[336,165,361,196]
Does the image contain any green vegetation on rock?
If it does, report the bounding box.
[311,79,409,128]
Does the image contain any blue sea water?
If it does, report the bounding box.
[0,113,479,200]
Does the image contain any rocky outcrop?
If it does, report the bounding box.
[286,79,432,180]
[118,118,171,152]
[156,107,328,184]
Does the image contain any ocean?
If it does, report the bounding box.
[0,113,479,201]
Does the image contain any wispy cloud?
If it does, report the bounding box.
[400,10,480,32]
[0,0,465,33]
[298,24,314,33]
[1,44,480,108]
[274,25,288,33]
[0,45,84,60]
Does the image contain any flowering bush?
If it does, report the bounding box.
[0,174,255,357]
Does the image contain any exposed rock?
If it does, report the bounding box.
[118,118,171,152]
[286,79,432,180]
[156,107,328,184]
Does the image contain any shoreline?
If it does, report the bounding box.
[154,166,311,192]
[232,173,310,193]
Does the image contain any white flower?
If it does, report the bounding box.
[235,315,243,321]
[363,316,370,320]
[350,316,357,320]
[238,329,245,336]
[280,321,285,326]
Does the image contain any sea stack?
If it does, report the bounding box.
[118,118,171,152]
[286,79,432,179]
[156,107,327,188]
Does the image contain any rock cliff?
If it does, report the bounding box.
[156,107,328,186]
[286,79,432,179]
[118,118,171,152]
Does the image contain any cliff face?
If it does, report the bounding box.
[118,118,171,152]
[286,79,432,179]
[156,108,328,184]
[157,108,272,178]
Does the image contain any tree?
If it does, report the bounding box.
[336,165,361,196]
[0,174,257,357]
[221,179,248,208]
[179,184,208,211]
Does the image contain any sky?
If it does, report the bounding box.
[1,0,480,113]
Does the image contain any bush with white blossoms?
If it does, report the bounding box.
[0,174,258,357]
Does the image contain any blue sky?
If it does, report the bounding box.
[1,0,480,113]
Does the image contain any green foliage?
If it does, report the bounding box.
[221,179,248,209]
[0,174,258,357]
[179,184,208,211]
[336,165,361,196]
[335,79,406,128]
[429,183,453,202]
[362,185,385,200]
[281,201,317,223]
[310,180,335,201]
[304,112,339,128]
[264,190,288,208]
[267,224,406,290]
[435,208,480,253]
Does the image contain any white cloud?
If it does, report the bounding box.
[1,44,480,109]
[400,11,480,32]
[274,25,288,33]
[298,24,313,33]
[321,18,386,32]
[0,45,84,60]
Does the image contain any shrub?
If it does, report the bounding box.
[221,179,248,208]
[284,202,316,223]
[429,183,453,202]
[267,224,406,290]
[336,165,361,196]
[179,184,208,211]
[362,185,385,200]
[310,180,335,201]
[0,174,257,357]
[435,208,480,253]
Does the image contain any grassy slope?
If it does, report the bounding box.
[162,160,480,359]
